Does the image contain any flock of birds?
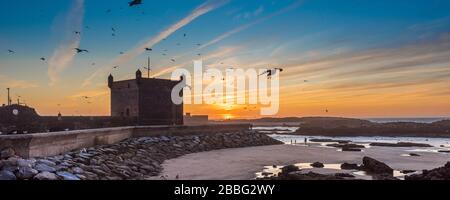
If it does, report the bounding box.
[3,0,328,114]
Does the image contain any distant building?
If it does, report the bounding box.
[184,113,209,125]
[108,70,184,125]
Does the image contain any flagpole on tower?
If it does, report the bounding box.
[147,56,150,78]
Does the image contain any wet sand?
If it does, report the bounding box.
[151,144,450,180]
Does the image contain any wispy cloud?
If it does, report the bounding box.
[199,0,302,49]
[82,0,229,87]
[0,75,39,89]
[234,5,264,20]
[47,0,85,86]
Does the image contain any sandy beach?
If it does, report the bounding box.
[153,144,450,180]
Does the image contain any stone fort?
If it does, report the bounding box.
[108,70,183,125]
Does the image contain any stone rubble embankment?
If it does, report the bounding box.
[0,131,282,180]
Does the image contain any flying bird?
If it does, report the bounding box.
[183,33,187,37]
[259,68,284,79]
[145,48,152,51]
[170,58,176,62]
[7,49,15,54]
[74,31,81,35]
[129,0,142,7]
[40,57,46,61]
[74,48,89,53]
[111,27,116,32]
[113,66,119,69]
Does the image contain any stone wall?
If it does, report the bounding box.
[0,124,252,158]
[0,128,283,180]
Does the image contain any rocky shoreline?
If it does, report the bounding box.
[0,131,282,180]
[257,156,450,180]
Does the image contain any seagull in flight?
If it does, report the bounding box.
[74,48,89,53]
[129,0,142,7]
[259,68,284,79]
[7,49,15,54]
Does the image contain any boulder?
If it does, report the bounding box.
[341,163,360,170]
[37,159,57,167]
[310,162,324,168]
[373,173,399,180]
[17,159,35,168]
[34,163,57,173]
[16,167,39,179]
[369,142,432,148]
[71,167,84,174]
[279,165,300,176]
[0,148,15,159]
[361,157,393,175]
[400,170,416,174]
[309,139,351,143]
[334,173,355,178]
[286,171,344,180]
[342,147,362,152]
[34,172,59,180]
[405,162,450,180]
[326,143,365,149]
[0,170,17,180]
[56,171,80,180]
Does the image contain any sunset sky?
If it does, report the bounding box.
[1,0,450,119]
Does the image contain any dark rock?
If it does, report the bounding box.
[286,171,344,180]
[71,167,84,174]
[1,148,15,159]
[373,173,399,180]
[279,165,300,176]
[405,162,450,180]
[400,170,416,174]
[17,159,35,168]
[361,157,393,175]
[34,172,59,180]
[37,159,56,167]
[310,162,324,168]
[56,171,80,180]
[335,173,355,178]
[341,147,362,152]
[341,163,360,170]
[16,167,38,179]
[34,164,57,173]
[369,142,432,148]
[0,170,17,180]
[409,153,420,157]
[438,150,450,153]
[326,143,365,149]
[309,139,351,143]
